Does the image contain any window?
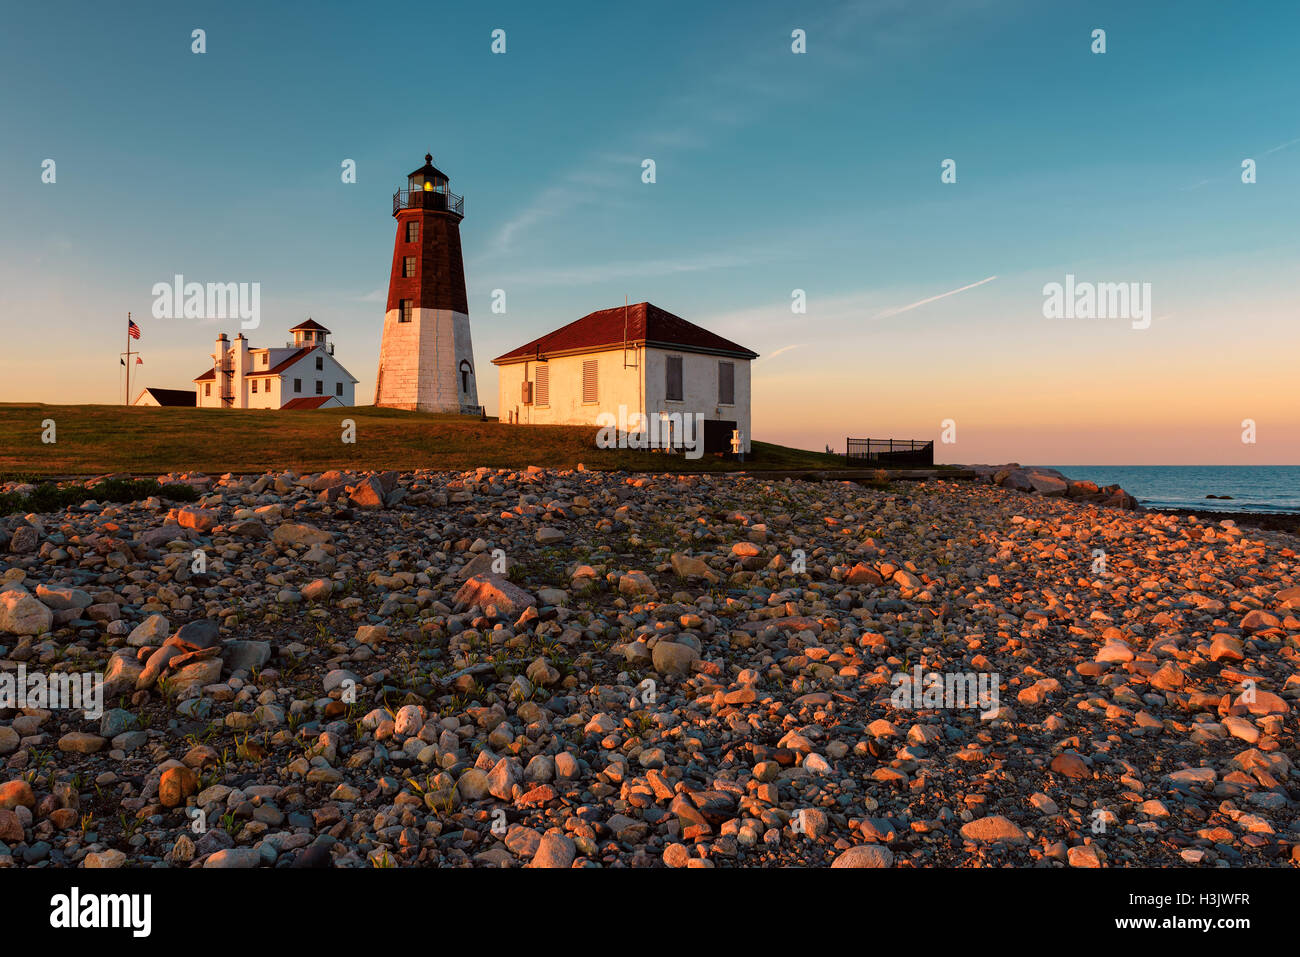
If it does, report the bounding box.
[251,379,258,393]
[665,355,683,402]
[265,379,271,391]
[261,354,268,366]
[718,361,735,405]
[399,299,413,323]
[335,382,343,396]
[582,359,598,404]
[315,380,323,395]
[406,221,418,243]
[293,378,301,393]
[534,364,550,407]
[205,383,211,396]
[402,256,417,278]
[315,356,324,370]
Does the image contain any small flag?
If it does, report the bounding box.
[136,356,143,365]
[128,318,141,340]
[120,357,125,366]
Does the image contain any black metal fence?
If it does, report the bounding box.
[393,188,465,217]
[846,438,934,467]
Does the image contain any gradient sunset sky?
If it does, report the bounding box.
[1,0,1296,465]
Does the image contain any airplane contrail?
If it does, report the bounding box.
[875,275,998,318]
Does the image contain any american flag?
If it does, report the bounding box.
[128,318,141,340]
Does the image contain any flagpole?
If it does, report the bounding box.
[125,312,131,405]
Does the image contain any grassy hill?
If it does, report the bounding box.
[0,403,849,478]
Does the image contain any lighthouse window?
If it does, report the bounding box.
[582,359,598,404]
[315,380,323,395]
[718,361,735,405]
[293,378,301,393]
[205,383,211,397]
[403,256,417,278]
[316,356,324,371]
[406,221,419,243]
[251,379,257,393]
[336,382,343,396]
[399,299,413,322]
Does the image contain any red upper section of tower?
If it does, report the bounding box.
[385,154,469,315]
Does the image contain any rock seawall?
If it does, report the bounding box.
[965,464,1139,510]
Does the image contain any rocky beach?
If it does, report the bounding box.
[1,467,1296,869]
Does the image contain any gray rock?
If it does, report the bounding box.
[223,640,271,674]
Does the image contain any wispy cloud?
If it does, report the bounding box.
[481,0,985,260]
[763,344,804,360]
[487,252,754,288]
[874,275,998,318]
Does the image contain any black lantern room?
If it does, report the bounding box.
[408,153,449,193]
[394,152,464,218]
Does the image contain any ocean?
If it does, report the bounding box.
[1051,466,1300,514]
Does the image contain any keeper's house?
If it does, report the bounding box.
[194,319,358,409]
[492,302,757,453]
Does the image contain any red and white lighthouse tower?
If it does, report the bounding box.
[375,153,479,412]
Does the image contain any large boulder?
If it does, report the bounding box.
[347,476,386,509]
[223,640,271,674]
[176,507,219,532]
[103,650,146,698]
[1026,472,1068,496]
[0,588,52,636]
[670,552,718,582]
[172,619,221,650]
[272,523,333,547]
[832,845,895,868]
[458,551,515,581]
[651,640,699,677]
[127,613,170,647]
[35,584,93,611]
[453,574,536,617]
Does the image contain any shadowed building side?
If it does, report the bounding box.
[375,153,480,414]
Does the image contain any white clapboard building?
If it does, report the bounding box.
[194,319,358,409]
[492,302,757,453]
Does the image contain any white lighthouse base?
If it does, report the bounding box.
[375,308,479,412]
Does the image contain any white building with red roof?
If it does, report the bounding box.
[492,302,757,453]
[194,319,358,409]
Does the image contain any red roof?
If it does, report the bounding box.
[265,348,313,375]
[282,396,334,410]
[492,302,758,365]
[289,318,331,334]
[193,347,312,382]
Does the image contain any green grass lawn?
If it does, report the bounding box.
[0,403,851,477]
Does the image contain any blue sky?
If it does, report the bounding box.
[2,0,1297,463]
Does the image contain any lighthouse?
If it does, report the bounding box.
[374,153,480,413]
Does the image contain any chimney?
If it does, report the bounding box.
[233,334,249,406]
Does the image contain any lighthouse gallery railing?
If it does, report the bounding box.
[393,189,464,217]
